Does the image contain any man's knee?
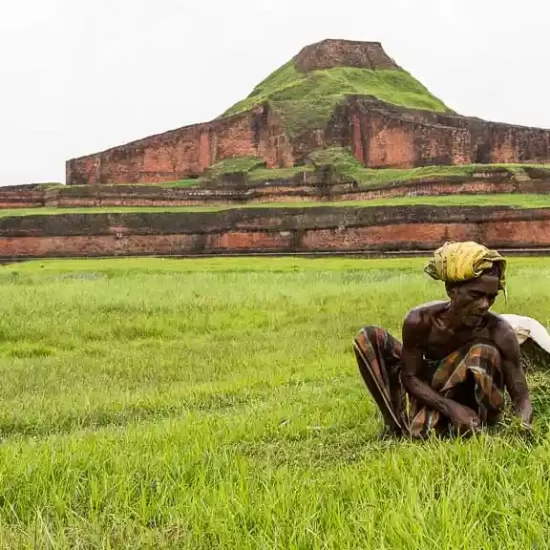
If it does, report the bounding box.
[359,325,380,335]
[355,325,381,341]
[467,342,501,365]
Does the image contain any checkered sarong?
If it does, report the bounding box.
[353,326,506,438]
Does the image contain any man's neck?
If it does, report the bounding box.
[439,302,468,331]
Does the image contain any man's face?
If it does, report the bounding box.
[447,274,500,327]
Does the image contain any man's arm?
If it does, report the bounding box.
[495,321,532,425]
[401,312,478,428]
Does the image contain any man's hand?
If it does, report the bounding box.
[514,398,533,427]
[446,403,481,433]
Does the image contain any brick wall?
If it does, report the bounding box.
[66,105,294,185]
[340,97,550,168]
[0,206,548,258]
[294,39,401,72]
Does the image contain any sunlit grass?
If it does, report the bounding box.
[0,257,548,548]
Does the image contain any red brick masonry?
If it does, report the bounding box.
[0,206,548,258]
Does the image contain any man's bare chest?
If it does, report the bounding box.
[422,322,493,361]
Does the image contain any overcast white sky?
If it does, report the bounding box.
[1,0,548,186]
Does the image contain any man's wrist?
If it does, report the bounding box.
[439,397,458,419]
[514,397,533,422]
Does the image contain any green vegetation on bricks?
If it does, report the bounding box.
[310,147,550,188]
[223,60,450,136]
[203,157,266,178]
[197,148,550,189]
[200,157,314,183]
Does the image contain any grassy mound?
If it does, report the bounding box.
[203,157,266,179]
[223,61,450,136]
[201,156,313,183]
[248,166,314,182]
[0,257,548,547]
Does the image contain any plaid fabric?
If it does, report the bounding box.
[353,326,506,438]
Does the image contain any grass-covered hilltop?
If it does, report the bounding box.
[222,41,451,137]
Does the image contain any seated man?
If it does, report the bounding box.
[353,241,533,438]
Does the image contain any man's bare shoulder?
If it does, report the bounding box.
[404,301,448,325]
[487,312,518,346]
[403,301,448,336]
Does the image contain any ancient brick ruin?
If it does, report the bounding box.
[66,39,550,186]
[331,97,550,168]
[1,207,549,260]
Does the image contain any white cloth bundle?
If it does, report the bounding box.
[500,314,550,355]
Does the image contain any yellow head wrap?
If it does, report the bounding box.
[424,241,507,293]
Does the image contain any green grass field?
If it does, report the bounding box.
[0,257,549,548]
[0,193,549,219]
